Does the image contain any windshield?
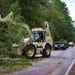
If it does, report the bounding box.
[33,32,45,42]
[24,32,45,42]
[33,32,40,42]
[24,32,40,42]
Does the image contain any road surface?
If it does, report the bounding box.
[6,46,75,75]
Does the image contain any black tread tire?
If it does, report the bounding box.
[42,45,51,57]
[62,46,67,50]
[62,47,66,50]
[54,48,58,50]
[23,45,36,59]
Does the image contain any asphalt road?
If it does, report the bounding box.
[6,46,75,75]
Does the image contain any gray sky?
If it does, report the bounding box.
[61,0,75,21]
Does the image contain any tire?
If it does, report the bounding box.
[54,48,58,50]
[62,47,66,50]
[62,48,65,50]
[42,45,51,57]
[23,45,36,59]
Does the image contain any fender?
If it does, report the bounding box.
[43,43,51,49]
[22,43,36,50]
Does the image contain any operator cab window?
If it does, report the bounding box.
[33,32,45,42]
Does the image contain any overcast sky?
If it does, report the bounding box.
[61,0,75,21]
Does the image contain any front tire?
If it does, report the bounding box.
[23,45,36,59]
[42,45,51,57]
[54,48,58,50]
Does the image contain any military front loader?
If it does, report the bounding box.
[0,12,53,59]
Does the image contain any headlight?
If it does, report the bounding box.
[54,45,57,47]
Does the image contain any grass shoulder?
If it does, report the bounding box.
[0,53,47,75]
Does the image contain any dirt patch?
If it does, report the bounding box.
[57,61,63,65]
[30,56,48,65]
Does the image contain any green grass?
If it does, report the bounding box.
[0,57,32,75]
[0,54,47,75]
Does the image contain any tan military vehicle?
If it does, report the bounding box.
[0,12,53,59]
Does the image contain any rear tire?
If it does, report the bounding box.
[42,45,51,57]
[62,47,66,50]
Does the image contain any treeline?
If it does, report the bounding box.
[0,0,75,57]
